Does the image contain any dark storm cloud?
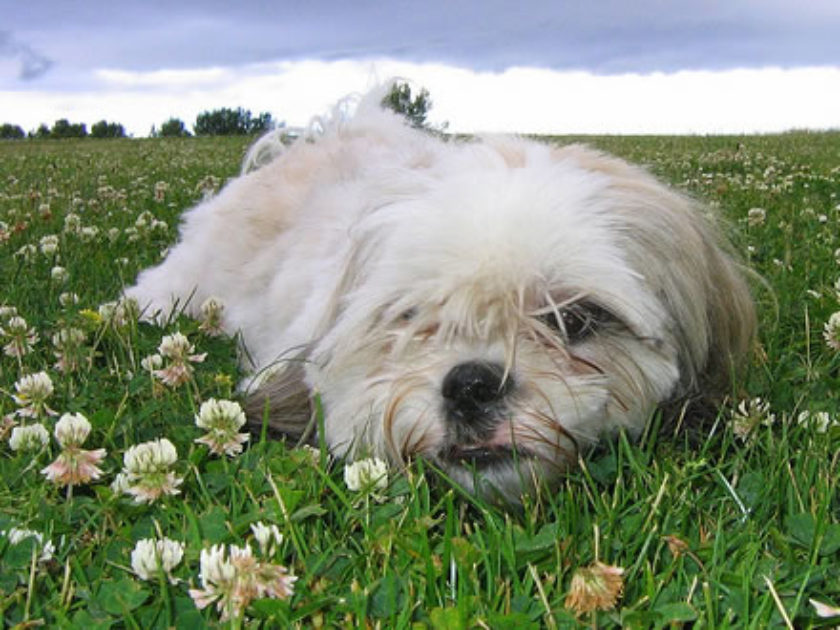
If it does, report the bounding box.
[0,31,54,79]
[6,0,840,78]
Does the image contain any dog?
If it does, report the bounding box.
[127,85,755,502]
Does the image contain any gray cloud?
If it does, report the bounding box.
[0,31,54,80]
[5,0,840,81]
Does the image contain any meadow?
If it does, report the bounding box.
[1,130,839,628]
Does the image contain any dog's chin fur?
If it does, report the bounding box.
[127,85,756,503]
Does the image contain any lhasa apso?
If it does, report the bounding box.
[128,87,755,502]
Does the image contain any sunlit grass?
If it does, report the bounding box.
[1,132,839,628]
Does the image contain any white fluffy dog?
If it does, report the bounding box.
[128,87,755,501]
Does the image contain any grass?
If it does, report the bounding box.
[1,131,839,628]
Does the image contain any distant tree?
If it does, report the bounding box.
[194,107,273,136]
[0,123,25,139]
[382,82,433,129]
[249,112,273,135]
[30,124,51,139]
[90,120,126,138]
[50,119,87,139]
[158,117,191,137]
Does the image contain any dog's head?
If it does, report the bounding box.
[255,134,755,502]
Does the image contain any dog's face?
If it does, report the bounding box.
[303,139,755,501]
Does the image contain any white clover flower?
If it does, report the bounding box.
[131,537,185,583]
[154,181,169,202]
[250,521,284,557]
[2,315,39,358]
[834,248,840,266]
[153,332,206,387]
[135,210,153,229]
[59,292,79,307]
[120,438,183,504]
[194,398,249,457]
[54,412,91,448]
[747,207,766,226]
[11,371,56,418]
[1,527,55,562]
[140,353,163,371]
[63,213,81,233]
[194,399,244,430]
[9,423,49,452]
[123,437,178,473]
[79,226,99,242]
[189,543,296,622]
[14,244,37,262]
[42,415,106,487]
[824,311,840,351]
[344,457,388,492]
[730,398,775,443]
[158,332,199,361]
[39,234,59,256]
[50,266,69,283]
[797,411,837,433]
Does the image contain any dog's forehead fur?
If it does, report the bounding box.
[334,140,675,347]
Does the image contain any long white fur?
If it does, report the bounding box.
[127,85,754,502]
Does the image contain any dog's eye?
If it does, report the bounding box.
[399,307,418,323]
[538,303,611,343]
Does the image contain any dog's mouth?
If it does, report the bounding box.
[440,444,534,469]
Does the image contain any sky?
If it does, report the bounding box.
[2,0,840,136]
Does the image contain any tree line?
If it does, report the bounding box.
[0,107,274,140]
[1,83,435,140]
[1,119,127,140]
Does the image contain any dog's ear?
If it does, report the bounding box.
[244,359,315,445]
[688,216,757,395]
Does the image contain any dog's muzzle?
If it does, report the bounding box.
[440,361,525,468]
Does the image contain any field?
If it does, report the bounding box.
[1,130,839,628]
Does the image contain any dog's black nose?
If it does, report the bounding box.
[442,361,510,422]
